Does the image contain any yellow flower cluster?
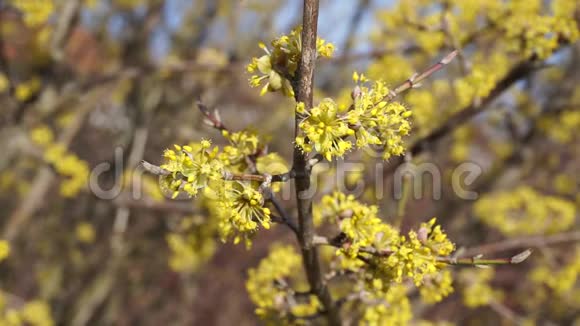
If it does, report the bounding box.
[450,126,473,162]
[317,193,455,288]
[474,186,576,236]
[75,222,95,244]
[362,283,412,326]
[9,0,54,27]
[31,126,89,197]
[530,249,580,296]
[0,297,54,326]
[246,244,320,322]
[159,136,277,247]
[247,27,335,97]
[295,76,412,161]
[460,269,503,308]
[317,192,384,256]
[0,240,10,262]
[0,73,8,93]
[256,153,289,193]
[219,181,272,236]
[404,89,436,135]
[538,110,580,144]
[453,54,509,108]
[349,75,412,160]
[553,173,577,196]
[166,216,217,273]
[160,141,223,198]
[15,78,42,102]
[502,0,579,59]
[378,0,579,61]
[295,99,354,161]
[376,1,447,56]
[44,144,89,197]
[366,55,414,87]
[419,270,454,303]
[219,130,261,172]
[369,218,455,286]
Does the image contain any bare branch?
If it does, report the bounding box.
[438,249,532,266]
[385,50,458,101]
[461,231,580,257]
[292,1,341,324]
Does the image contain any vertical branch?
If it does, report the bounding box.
[293,1,341,324]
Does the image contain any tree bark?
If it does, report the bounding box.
[293,0,341,325]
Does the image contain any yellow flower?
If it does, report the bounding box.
[166,216,217,273]
[220,181,271,233]
[296,98,354,160]
[0,73,9,93]
[30,126,54,147]
[160,141,223,198]
[10,0,54,26]
[530,249,580,296]
[219,130,262,172]
[15,78,41,102]
[0,240,10,262]
[42,143,89,197]
[348,79,412,160]
[420,270,454,303]
[474,186,576,236]
[247,244,318,322]
[318,192,384,256]
[246,27,335,97]
[361,217,454,286]
[21,300,54,326]
[460,269,503,308]
[362,284,412,326]
[75,222,96,244]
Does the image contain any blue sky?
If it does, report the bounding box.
[146,0,395,59]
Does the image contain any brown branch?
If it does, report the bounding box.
[382,57,546,176]
[461,231,580,257]
[292,1,341,325]
[385,50,458,101]
[408,59,541,155]
[438,249,532,266]
[195,98,297,182]
[50,0,81,61]
[270,214,299,236]
[196,99,228,132]
[314,234,532,266]
[489,301,524,324]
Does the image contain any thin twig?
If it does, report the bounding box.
[439,249,532,266]
[461,231,580,257]
[268,189,299,236]
[382,57,548,177]
[197,99,228,132]
[385,50,458,101]
[50,0,81,61]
